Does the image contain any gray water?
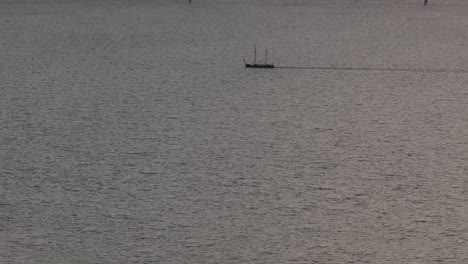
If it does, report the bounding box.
[3,0,468,263]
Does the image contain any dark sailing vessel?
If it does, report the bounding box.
[244,45,274,68]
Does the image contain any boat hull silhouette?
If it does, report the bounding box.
[245,63,274,68]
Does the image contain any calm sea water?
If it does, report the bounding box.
[3,0,468,263]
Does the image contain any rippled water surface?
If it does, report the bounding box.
[3,0,468,263]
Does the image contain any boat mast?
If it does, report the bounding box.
[265,48,268,64]
[254,44,256,64]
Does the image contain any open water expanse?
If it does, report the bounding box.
[4,0,468,263]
